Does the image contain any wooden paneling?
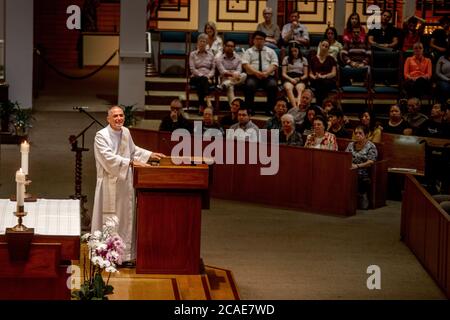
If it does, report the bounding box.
[381,133,450,173]
[134,164,209,189]
[130,128,358,217]
[0,235,79,261]
[402,175,450,298]
[0,266,71,300]
[136,191,202,274]
[0,243,60,278]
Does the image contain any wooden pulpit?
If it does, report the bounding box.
[133,157,210,274]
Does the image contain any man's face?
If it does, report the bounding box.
[274,101,288,116]
[170,102,182,115]
[407,99,420,114]
[329,114,339,126]
[290,13,299,23]
[107,107,125,131]
[381,12,391,24]
[352,29,360,40]
[431,105,443,119]
[230,100,240,113]
[300,92,312,108]
[238,110,250,125]
[224,41,235,55]
[203,109,213,125]
[253,35,265,49]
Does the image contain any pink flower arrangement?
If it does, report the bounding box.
[73,217,125,300]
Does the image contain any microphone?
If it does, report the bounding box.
[73,106,89,111]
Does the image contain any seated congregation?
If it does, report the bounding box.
[177,10,450,115]
[157,10,450,210]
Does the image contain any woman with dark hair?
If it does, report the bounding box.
[304,115,338,150]
[343,13,366,46]
[436,45,450,106]
[383,104,412,135]
[318,27,343,60]
[298,106,322,136]
[346,125,378,209]
[282,42,308,108]
[352,110,383,143]
[403,42,432,99]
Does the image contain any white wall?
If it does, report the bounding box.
[118,0,147,109]
[5,0,33,109]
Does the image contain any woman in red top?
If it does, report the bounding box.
[403,42,432,98]
[343,13,366,46]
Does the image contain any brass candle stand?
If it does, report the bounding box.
[6,204,35,261]
[11,205,29,232]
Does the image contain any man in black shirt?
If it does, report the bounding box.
[430,15,450,62]
[159,98,193,133]
[418,103,448,138]
[367,10,400,50]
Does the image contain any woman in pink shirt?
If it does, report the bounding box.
[403,42,432,98]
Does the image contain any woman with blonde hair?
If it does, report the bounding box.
[204,21,223,56]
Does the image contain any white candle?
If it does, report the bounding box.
[21,141,30,175]
[16,168,26,208]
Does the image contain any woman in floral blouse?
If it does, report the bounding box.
[346,125,378,209]
[304,115,338,150]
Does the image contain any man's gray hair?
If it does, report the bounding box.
[198,33,208,43]
[303,88,315,98]
[108,105,124,116]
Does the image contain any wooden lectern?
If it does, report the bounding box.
[133,157,210,274]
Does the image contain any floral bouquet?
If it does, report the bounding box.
[72,217,126,300]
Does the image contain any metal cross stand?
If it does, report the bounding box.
[69,107,104,231]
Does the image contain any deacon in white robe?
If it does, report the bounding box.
[91,106,165,262]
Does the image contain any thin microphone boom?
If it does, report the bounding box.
[73,106,89,111]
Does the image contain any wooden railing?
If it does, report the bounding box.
[401,174,450,298]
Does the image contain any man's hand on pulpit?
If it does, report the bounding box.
[149,152,166,160]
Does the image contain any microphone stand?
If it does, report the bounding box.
[69,107,105,231]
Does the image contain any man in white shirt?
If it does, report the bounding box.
[92,106,165,265]
[281,11,309,47]
[242,31,279,116]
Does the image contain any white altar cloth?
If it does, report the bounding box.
[0,199,80,236]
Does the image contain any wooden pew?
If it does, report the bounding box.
[401,175,450,299]
[381,133,450,175]
[130,128,358,217]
